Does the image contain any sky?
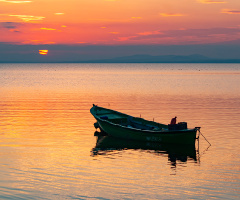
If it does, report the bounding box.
[0,0,240,62]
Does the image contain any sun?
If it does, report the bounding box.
[39,50,48,55]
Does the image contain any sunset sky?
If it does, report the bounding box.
[0,0,240,61]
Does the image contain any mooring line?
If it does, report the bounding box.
[200,131,211,146]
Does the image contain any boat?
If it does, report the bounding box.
[90,104,200,145]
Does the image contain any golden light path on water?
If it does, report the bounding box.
[0,63,239,199]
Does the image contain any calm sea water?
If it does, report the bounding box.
[0,63,239,199]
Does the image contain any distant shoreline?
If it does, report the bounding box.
[1,54,240,64]
[1,61,240,63]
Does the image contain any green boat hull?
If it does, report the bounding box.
[90,105,198,145]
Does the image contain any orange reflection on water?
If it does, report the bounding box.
[0,64,239,199]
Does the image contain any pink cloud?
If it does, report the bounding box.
[159,13,186,17]
[127,27,240,44]
[137,31,162,36]
[116,36,136,41]
[221,9,240,14]
[198,0,226,3]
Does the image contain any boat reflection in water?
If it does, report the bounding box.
[91,131,198,167]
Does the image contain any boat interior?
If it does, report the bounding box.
[94,107,168,131]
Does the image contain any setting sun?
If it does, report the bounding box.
[39,50,48,55]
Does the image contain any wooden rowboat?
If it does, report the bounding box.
[90,104,200,145]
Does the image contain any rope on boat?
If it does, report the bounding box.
[196,127,211,146]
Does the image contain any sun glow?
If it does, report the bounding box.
[40,27,56,31]
[39,50,48,55]
[9,14,45,22]
[0,0,32,3]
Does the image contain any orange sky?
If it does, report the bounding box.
[0,0,240,45]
